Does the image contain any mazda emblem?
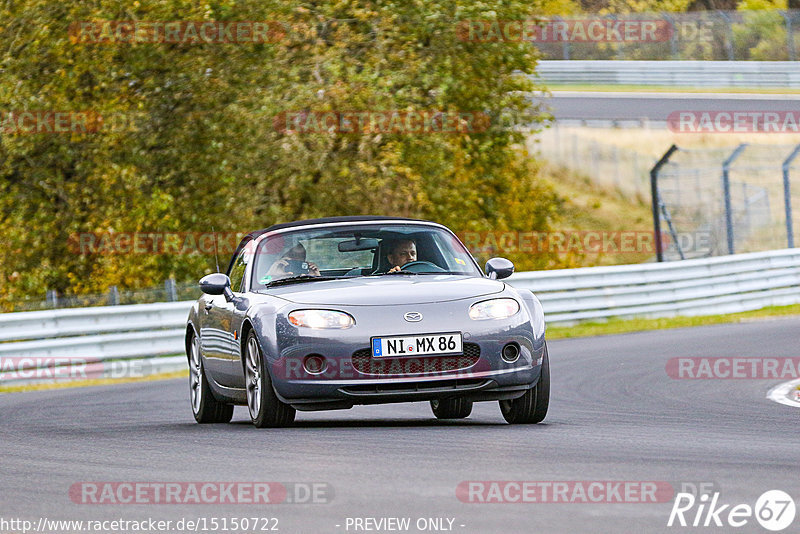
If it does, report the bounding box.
[404,312,423,322]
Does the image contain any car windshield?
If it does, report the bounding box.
[250,223,481,289]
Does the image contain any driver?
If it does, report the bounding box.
[266,243,320,279]
[386,239,417,273]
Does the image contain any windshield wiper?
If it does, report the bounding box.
[264,275,341,288]
[377,270,467,276]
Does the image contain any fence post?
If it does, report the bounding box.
[650,144,679,262]
[555,15,570,60]
[722,144,748,255]
[46,289,58,309]
[165,278,178,302]
[663,13,679,59]
[718,11,735,61]
[782,143,800,248]
[781,11,796,61]
[108,286,120,306]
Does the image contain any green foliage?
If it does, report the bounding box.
[0,0,562,303]
[732,9,798,60]
[738,0,787,9]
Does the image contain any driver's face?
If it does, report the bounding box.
[388,241,417,267]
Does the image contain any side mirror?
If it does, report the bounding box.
[485,257,514,280]
[199,273,234,300]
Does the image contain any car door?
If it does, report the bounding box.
[205,240,252,388]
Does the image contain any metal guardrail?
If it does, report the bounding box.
[1,248,799,383]
[509,248,800,323]
[536,61,800,88]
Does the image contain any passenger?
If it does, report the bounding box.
[267,243,320,278]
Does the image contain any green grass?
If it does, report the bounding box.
[536,162,655,267]
[546,84,800,94]
[546,303,800,339]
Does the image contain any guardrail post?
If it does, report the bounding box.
[165,278,178,302]
[651,144,679,262]
[781,143,800,248]
[108,286,120,306]
[46,290,58,309]
[721,144,748,255]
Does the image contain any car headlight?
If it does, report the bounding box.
[469,298,520,320]
[288,310,355,329]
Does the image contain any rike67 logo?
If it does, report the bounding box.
[668,490,796,531]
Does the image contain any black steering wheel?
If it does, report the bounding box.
[398,260,445,273]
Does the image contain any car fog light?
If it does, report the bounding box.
[502,343,520,363]
[303,354,327,374]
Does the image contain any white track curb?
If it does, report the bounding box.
[766,378,800,408]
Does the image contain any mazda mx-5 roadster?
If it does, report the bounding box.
[186,216,549,427]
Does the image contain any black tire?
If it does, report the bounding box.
[430,397,473,419]
[499,341,550,424]
[245,331,296,428]
[189,333,234,424]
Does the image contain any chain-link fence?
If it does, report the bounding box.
[535,10,800,61]
[4,279,201,313]
[533,125,657,198]
[652,144,800,261]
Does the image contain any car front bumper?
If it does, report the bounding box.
[263,300,545,409]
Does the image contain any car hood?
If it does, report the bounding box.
[261,275,505,306]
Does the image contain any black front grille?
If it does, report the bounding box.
[341,378,490,395]
[462,342,480,359]
[351,342,481,375]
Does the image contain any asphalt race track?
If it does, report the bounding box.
[1,317,798,533]
[543,91,800,122]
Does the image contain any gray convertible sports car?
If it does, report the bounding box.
[186,216,549,427]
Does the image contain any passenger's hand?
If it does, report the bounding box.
[268,259,290,276]
[307,262,320,277]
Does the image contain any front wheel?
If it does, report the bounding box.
[430,398,473,419]
[245,331,296,428]
[189,333,233,424]
[499,342,550,424]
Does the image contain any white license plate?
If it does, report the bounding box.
[371,332,462,358]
